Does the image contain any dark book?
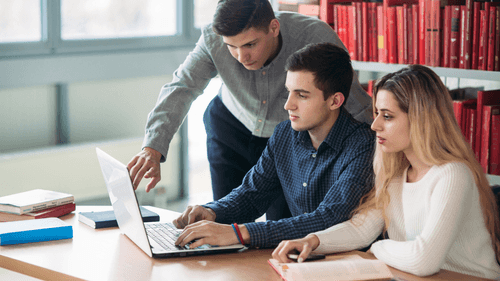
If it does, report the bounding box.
[490,112,500,175]
[487,5,496,70]
[476,90,500,162]
[479,8,487,69]
[444,5,452,67]
[0,217,73,245]
[472,1,481,69]
[481,105,500,173]
[481,1,491,70]
[450,5,461,68]
[78,206,160,229]
[496,6,500,71]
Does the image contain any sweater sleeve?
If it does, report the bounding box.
[313,208,385,254]
[370,163,475,277]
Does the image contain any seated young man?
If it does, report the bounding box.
[173,43,375,249]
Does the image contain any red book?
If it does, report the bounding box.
[408,5,414,64]
[404,4,409,64]
[468,107,477,149]
[479,9,487,70]
[425,1,433,66]
[463,0,473,69]
[459,5,466,68]
[367,79,375,97]
[356,2,363,61]
[453,99,476,137]
[481,2,491,70]
[363,1,369,61]
[0,202,76,222]
[476,90,500,162]
[419,0,426,64]
[412,4,419,64]
[444,6,452,67]
[490,112,500,175]
[496,6,500,71]
[397,6,405,64]
[320,0,335,24]
[471,1,481,69]
[343,5,349,47]
[487,6,496,71]
[378,5,386,62]
[432,0,441,66]
[388,6,398,63]
[450,5,461,68]
[348,5,357,60]
[334,4,340,34]
[481,105,500,174]
[463,100,477,143]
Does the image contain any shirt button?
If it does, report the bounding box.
[303,182,307,187]
[262,71,266,75]
[262,100,267,104]
[312,154,316,158]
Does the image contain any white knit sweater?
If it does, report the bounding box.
[314,162,500,280]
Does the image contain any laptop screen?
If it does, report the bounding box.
[96,147,153,257]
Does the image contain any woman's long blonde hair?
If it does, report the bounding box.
[353,64,500,263]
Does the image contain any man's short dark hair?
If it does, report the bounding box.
[212,0,276,36]
[285,43,353,103]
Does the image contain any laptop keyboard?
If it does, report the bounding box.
[145,222,190,251]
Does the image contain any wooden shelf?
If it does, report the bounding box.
[352,61,500,81]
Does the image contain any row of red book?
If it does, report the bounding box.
[279,0,500,71]
[0,189,75,222]
[364,83,500,175]
[453,89,500,175]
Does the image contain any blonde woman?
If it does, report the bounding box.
[272,65,500,279]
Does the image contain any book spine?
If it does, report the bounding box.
[363,1,368,61]
[459,5,466,68]
[481,106,493,173]
[388,6,397,63]
[433,1,441,66]
[426,0,434,66]
[481,2,491,70]
[479,9,487,70]
[378,5,386,62]
[408,5,414,64]
[371,3,379,62]
[356,2,363,61]
[471,1,481,69]
[487,6,496,71]
[444,5,451,68]
[35,203,76,219]
[413,4,419,64]
[496,7,500,71]
[0,225,73,246]
[450,6,461,68]
[404,4,409,64]
[349,5,357,60]
[490,111,500,176]
[469,108,476,149]
[320,0,334,24]
[419,0,426,64]
[334,4,339,34]
[463,0,473,69]
[397,6,405,64]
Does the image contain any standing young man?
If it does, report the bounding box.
[128,0,372,220]
[172,43,375,249]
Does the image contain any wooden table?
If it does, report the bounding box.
[0,206,492,280]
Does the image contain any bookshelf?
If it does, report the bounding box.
[352,61,500,81]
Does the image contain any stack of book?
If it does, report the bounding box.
[280,0,500,72]
[0,189,76,222]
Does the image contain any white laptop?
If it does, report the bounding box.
[95,147,245,258]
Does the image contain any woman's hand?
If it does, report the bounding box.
[272,234,320,263]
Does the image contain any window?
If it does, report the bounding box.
[61,0,176,40]
[0,0,41,43]
[194,0,218,29]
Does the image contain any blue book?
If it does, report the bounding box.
[0,217,73,245]
[78,206,159,229]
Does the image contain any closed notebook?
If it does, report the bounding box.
[0,217,73,245]
[78,206,160,229]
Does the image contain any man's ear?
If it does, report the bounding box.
[269,19,280,37]
[329,92,345,110]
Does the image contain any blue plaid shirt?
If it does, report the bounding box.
[204,108,375,248]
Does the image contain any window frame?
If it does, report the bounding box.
[0,0,199,58]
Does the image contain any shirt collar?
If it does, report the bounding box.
[295,107,359,153]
